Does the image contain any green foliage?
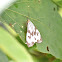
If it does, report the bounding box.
[59,8,62,17]
[0,50,8,62]
[53,0,62,7]
[53,59,61,62]
[0,0,62,61]
[0,27,34,62]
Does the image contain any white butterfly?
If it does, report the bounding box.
[26,19,42,47]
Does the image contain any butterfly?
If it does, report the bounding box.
[26,19,42,47]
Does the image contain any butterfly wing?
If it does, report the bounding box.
[26,19,42,47]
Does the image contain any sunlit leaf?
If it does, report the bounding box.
[0,27,34,62]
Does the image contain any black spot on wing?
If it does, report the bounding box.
[27,30,30,33]
[28,36,31,39]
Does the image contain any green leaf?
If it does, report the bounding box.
[53,0,62,7]
[0,0,62,60]
[58,8,62,17]
[9,60,15,62]
[53,59,61,62]
[0,50,8,62]
[0,27,34,62]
